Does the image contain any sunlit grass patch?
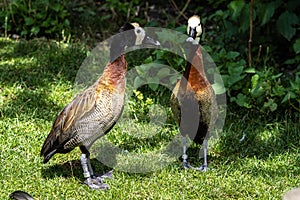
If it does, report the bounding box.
[0,38,299,199]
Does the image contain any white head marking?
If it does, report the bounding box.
[187,15,202,37]
[131,22,146,45]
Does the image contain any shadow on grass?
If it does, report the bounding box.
[218,111,300,159]
[0,39,86,85]
[41,158,113,180]
[159,110,300,179]
[0,39,87,120]
[209,110,300,179]
[41,157,155,183]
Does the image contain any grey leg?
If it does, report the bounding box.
[197,139,208,172]
[80,153,91,179]
[86,155,94,177]
[80,153,109,190]
[182,136,192,169]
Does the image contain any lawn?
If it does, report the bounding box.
[0,38,299,199]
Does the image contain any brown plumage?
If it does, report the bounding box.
[40,23,160,189]
[41,55,127,162]
[170,15,217,171]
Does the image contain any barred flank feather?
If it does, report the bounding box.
[40,55,127,162]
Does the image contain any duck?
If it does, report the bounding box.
[40,22,160,189]
[9,191,34,200]
[171,15,218,171]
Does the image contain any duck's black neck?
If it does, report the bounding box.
[110,45,126,63]
[180,42,198,90]
[110,33,132,62]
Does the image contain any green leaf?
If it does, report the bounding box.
[245,68,256,73]
[228,64,244,75]
[51,4,61,12]
[272,85,285,97]
[293,39,300,54]
[144,56,153,63]
[64,19,70,26]
[227,74,246,88]
[30,26,40,35]
[227,51,240,59]
[157,68,170,78]
[221,74,229,88]
[135,64,152,76]
[231,93,251,108]
[282,91,296,103]
[169,75,179,85]
[289,91,296,99]
[174,25,186,34]
[290,80,298,90]
[156,30,181,44]
[271,73,282,80]
[224,21,238,37]
[148,77,160,91]
[251,86,264,98]
[257,0,281,26]
[41,18,51,27]
[148,76,160,85]
[21,30,28,36]
[35,13,44,19]
[211,82,226,95]
[134,76,145,88]
[251,74,259,88]
[276,11,299,41]
[284,59,297,65]
[148,83,159,91]
[228,0,245,20]
[282,94,288,103]
[211,72,225,94]
[263,99,277,111]
[270,103,277,112]
[239,4,251,33]
[176,58,184,66]
[24,17,35,26]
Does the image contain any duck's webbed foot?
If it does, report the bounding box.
[85,177,110,190]
[196,139,209,172]
[195,164,208,172]
[80,151,111,190]
[92,170,114,182]
[182,160,193,169]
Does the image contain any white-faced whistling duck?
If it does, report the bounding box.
[40,23,160,189]
[171,15,218,172]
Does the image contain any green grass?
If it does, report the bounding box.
[0,38,299,199]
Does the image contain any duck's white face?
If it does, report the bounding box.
[187,15,202,37]
[131,23,146,45]
[110,22,160,62]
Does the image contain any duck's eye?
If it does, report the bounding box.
[136,29,141,34]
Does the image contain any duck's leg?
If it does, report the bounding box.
[182,136,192,169]
[197,138,208,172]
[80,146,110,190]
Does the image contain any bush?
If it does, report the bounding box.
[1,0,299,113]
[136,0,300,113]
[1,0,71,39]
[202,0,300,112]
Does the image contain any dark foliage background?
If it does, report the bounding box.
[1,0,299,114]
